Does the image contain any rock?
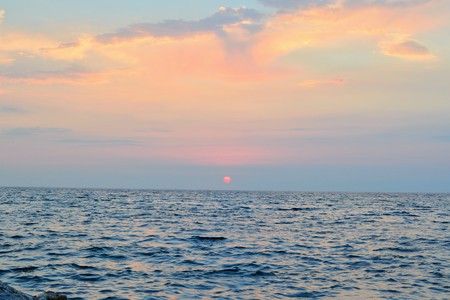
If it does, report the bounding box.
[0,281,33,300]
[0,281,67,300]
[34,291,67,300]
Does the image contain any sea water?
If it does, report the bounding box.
[0,187,449,299]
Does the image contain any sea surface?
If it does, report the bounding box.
[0,187,449,299]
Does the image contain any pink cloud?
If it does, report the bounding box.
[257,0,432,10]
[0,69,109,85]
[380,39,435,60]
[0,53,14,64]
[253,3,442,63]
[1,2,446,87]
[0,32,59,67]
[297,78,345,88]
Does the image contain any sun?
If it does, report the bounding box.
[223,176,231,184]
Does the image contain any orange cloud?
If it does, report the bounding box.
[253,2,443,63]
[297,78,345,88]
[35,6,284,85]
[0,32,59,67]
[1,2,446,87]
[0,53,13,64]
[0,33,57,54]
[380,39,436,60]
[0,68,114,85]
[42,36,95,61]
[42,31,287,86]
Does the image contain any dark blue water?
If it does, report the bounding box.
[0,187,449,299]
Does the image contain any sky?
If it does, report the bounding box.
[0,0,449,192]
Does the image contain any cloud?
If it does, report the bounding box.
[253,2,442,64]
[160,144,276,166]
[58,138,138,146]
[0,34,55,53]
[35,6,270,84]
[297,78,345,88]
[2,127,137,146]
[0,59,112,85]
[0,10,13,64]
[1,63,86,79]
[0,105,27,114]
[257,0,334,10]
[136,128,171,133]
[345,0,431,8]
[0,33,58,64]
[95,7,264,43]
[380,39,435,60]
[1,3,444,86]
[0,32,101,83]
[0,53,14,64]
[258,0,431,10]
[2,5,433,89]
[4,127,71,137]
[0,73,107,85]
[0,11,16,65]
[42,36,95,61]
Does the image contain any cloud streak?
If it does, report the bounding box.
[58,138,138,146]
[380,39,435,60]
[95,6,264,43]
[297,78,345,88]
[0,32,58,65]
[257,0,334,10]
[3,127,71,137]
[0,105,27,114]
[2,127,138,147]
[0,62,108,85]
[257,0,432,10]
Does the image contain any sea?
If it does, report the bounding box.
[0,187,449,299]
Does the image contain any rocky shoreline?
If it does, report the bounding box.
[0,281,67,300]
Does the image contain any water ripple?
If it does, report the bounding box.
[0,188,449,299]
